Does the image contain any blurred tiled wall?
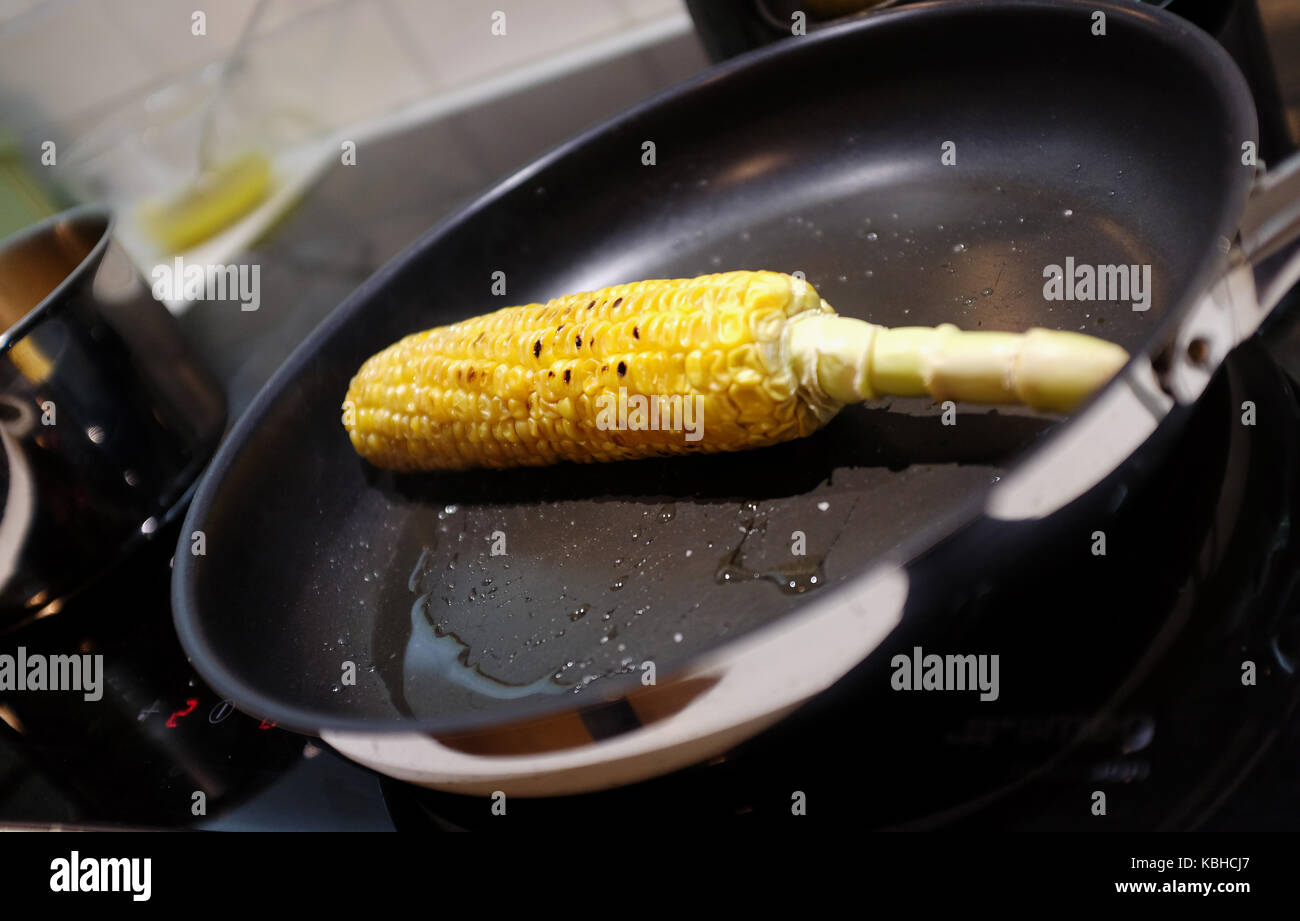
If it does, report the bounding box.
[0,0,686,150]
[1259,0,1300,146]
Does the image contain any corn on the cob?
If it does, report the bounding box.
[342,270,1128,472]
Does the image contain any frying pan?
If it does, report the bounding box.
[172,0,1300,795]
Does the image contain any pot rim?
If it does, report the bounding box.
[0,204,114,350]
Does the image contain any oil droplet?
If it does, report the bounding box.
[658,504,676,522]
[1063,209,1073,217]
[817,501,830,511]
[673,633,683,643]
[952,243,966,253]
[866,232,878,241]
[716,503,827,595]
[981,288,993,297]
[569,604,590,622]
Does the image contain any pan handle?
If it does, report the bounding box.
[1149,151,1300,414]
[1240,152,1300,314]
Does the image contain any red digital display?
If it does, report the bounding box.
[165,698,199,728]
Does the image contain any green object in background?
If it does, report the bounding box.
[0,129,58,239]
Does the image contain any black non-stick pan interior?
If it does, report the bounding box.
[173,0,1254,733]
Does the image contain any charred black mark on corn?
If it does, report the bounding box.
[617,361,627,377]
[564,369,572,383]
[533,340,542,358]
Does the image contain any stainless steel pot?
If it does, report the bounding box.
[0,207,225,627]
